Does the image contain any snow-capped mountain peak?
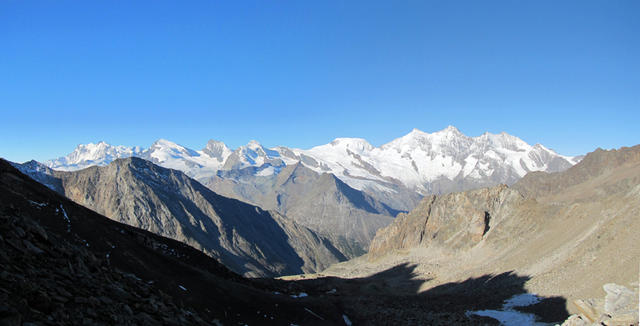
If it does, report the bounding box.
[246,140,262,149]
[325,138,374,153]
[46,141,142,171]
[202,140,232,162]
[146,139,200,162]
[44,126,581,201]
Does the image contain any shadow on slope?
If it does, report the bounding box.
[0,158,351,325]
[15,157,347,277]
[1,159,569,325]
[263,263,569,325]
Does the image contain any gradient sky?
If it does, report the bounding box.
[1,0,638,162]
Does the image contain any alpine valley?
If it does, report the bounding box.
[4,127,638,325]
[31,127,578,265]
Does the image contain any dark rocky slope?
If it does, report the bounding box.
[2,158,553,325]
[15,158,345,277]
[1,158,356,325]
[201,162,396,258]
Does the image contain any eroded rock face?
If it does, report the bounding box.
[560,283,639,326]
[19,158,346,277]
[513,145,640,199]
[202,162,396,258]
[368,184,524,257]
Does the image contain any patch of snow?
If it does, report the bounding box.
[303,307,324,320]
[342,314,352,326]
[178,285,187,291]
[290,292,308,298]
[466,293,547,326]
[28,200,47,207]
[504,293,542,308]
[59,204,71,232]
[255,165,276,176]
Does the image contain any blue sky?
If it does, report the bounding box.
[1,0,638,162]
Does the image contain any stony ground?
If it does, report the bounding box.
[317,146,640,324]
[3,145,638,325]
[0,158,524,325]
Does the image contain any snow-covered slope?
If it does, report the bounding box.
[138,139,230,178]
[280,126,578,195]
[44,126,580,208]
[47,141,143,171]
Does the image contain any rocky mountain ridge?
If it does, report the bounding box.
[202,162,397,258]
[44,126,579,211]
[3,157,575,325]
[14,158,347,277]
[0,158,360,325]
[324,145,640,321]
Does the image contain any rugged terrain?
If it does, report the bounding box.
[0,158,354,325]
[14,158,346,277]
[201,162,396,257]
[2,158,564,325]
[45,126,578,211]
[321,145,640,323]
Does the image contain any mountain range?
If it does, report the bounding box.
[14,158,348,277]
[326,145,639,322]
[4,130,638,324]
[45,126,580,212]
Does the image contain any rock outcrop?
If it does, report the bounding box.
[560,283,639,326]
[369,184,524,257]
[327,145,640,321]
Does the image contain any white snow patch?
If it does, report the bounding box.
[28,200,47,207]
[290,292,308,298]
[342,314,352,326]
[303,307,324,320]
[256,166,276,176]
[59,204,71,232]
[466,293,547,326]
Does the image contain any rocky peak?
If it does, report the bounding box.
[202,139,231,162]
[368,184,523,257]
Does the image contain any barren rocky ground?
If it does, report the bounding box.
[317,146,640,324]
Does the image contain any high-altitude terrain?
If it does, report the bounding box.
[200,162,396,258]
[2,157,573,326]
[38,127,579,262]
[14,158,346,277]
[10,130,636,325]
[46,126,578,212]
[30,127,580,272]
[0,158,353,325]
[321,145,640,324]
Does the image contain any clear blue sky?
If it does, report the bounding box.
[1,0,638,162]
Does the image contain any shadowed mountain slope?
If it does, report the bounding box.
[201,162,396,258]
[0,158,357,325]
[325,145,640,317]
[14,158,345,277]
[2,158,573,325]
